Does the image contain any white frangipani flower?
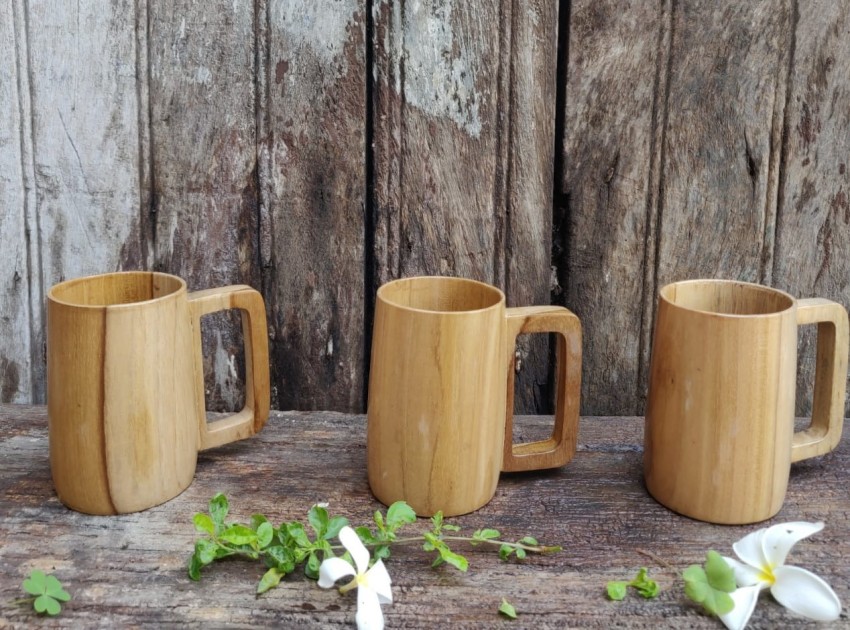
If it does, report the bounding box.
[720,521,841,630]
[318,526,393,630]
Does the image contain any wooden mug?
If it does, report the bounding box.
[47,271,270,515]
[367,276,582,517]
[644,279,849,524]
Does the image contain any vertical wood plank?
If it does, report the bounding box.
[0,0,32,403]
[655,2,791,285]
[558,0,666,414]
[25,0,146,401]
[149,1,259,410]
[373,0,556,412]
[263,0,366,412]
[504,0,559,412]
[774,2,850,415]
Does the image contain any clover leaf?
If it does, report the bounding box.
[683,551,736,616]
[22,570,71,616]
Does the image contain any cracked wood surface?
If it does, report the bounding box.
[1,405,848,628]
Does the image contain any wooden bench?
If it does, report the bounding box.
[1,405,847,627]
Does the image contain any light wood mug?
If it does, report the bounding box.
[644,279,849,524]
[367,276,582,517]
[47,271,270,515]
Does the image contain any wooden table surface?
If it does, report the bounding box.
[1,405,848,629]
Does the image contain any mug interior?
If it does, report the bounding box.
[378,276,503,313]
[49,271,184,307]
[660,280,794,316]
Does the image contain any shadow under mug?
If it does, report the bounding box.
[366,276,582,517]
[644,279,849,524]
[47,271,270,515]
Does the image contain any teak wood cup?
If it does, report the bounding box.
[644,279,849,524]
[366,276,582,517]
[47,271,270,515]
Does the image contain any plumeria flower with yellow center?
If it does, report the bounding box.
[719,521,841,630]
[318,526,393,630]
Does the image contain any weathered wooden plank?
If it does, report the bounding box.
[503,0,559,413]
[0,0,32,403]
[149,1,259,411]
[558,0,666,415]
[263,0,366,412]
[655,2,792,286]
[773,2,850,416]
[373,0,555,413]
[1,405,848,627]
[24,0,146,402]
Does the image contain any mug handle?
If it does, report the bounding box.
[502,306,582,472]
[188,285,271,451]
[791,298,849,462]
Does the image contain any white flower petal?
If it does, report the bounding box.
[339,526,371,574]
[723,556,768,589]
[355,586,385,630]
[761,521,824,568]
[732,526,769,570]
[365,559,393,605]
[719,585,761,630]
[318,557,356,588]
[771,565,842,622]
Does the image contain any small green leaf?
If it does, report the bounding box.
[705,551,736,593]
[683,555,736,616]
[438,546,468,572]
[354,525,376,544]
[34,594,61,616]
[430,512,443,532]
[324,516,349,541]
[515,548,527,560]
[305,552,321,580]
[188,553,203,581]
[209,493,229,525]
[606,581,628,601]
[284,522,312,548]
[498,544,514,561]
[22,571,46,596]
[257,567,284,594]
[193,513,216,536]
[219,524,258,546]
[629,568,660,599]
[308,505,329,537]
[519,536,538,546]
[386,502,416,530]
[195,539,220,565]
[442,523,461,532]
[373,510,386,533]
[256,522,274,549]
[473,528,501,541]
[498,598,518,619]
[250,514,269,531]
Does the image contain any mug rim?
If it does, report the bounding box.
[659,278,795,318]
[377,275,505,315]
[47,271,187,309]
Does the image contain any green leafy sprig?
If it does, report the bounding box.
[17,571,71,616]
[606,567,660,600]
[188,493,561,594]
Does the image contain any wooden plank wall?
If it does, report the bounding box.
[1,0,848,418]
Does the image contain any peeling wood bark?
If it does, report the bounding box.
[559,0,665,415]
[0,0,32,404]
[372,0,556,413]
[263,0,367,412]
[774,1,850,416]
[24,0,145,402]
[149,0,260,411]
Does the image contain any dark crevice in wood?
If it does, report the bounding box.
[363,0,377,412]
[253,0,270,277]
[135,0,154,271]
[550,0,570,308]
[638,0,674,411]
[396,0,407,277]
[145,0,159,270]
[493,0,512,293]
[771,0,799,285]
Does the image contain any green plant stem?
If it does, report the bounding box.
[339,536,561,555]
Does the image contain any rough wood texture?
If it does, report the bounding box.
[0,0,32,404]
[3,1,850,418]
[1,405,848,627]
[773,2,850,415]
[149,0,260,412]
[559,0,665,416]
[372,0,556,413]
[263,0,366,412]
